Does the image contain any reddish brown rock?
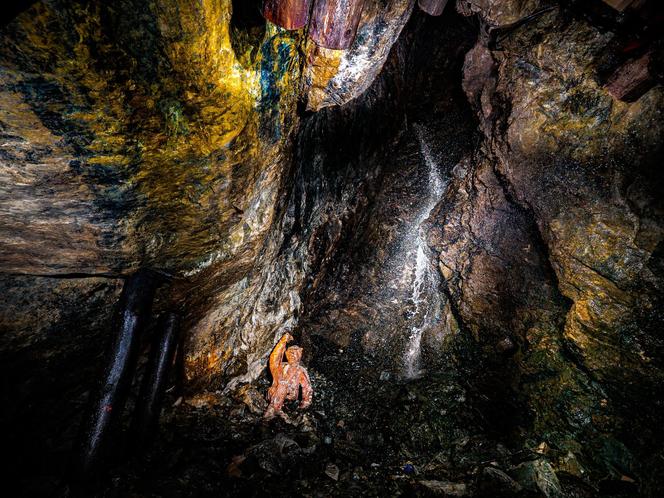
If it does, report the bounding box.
[601,0,645,12]
[263,0,313,30]
[305,0,413,110]
[310,0,366,50]
[604,52,654,102]
[418,0,449,16]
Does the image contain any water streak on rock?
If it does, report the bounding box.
[403,124,446,379]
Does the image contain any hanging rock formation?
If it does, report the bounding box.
[419,0,450,16]
[305,0,414,110]
[263,0,313,30]
[310,0,366,50]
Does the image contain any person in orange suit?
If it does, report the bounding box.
[264,332,313,420]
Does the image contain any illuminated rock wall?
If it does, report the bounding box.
[0,0,418,405]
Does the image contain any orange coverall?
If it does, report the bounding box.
[264,333,312,419]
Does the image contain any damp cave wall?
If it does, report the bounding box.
[290,10,479,366]
[179,5,479,389]
[0,2,462,482]
[439,3,664,494]
[267,4,664,494]
[0,4,483,483]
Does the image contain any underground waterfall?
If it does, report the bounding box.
[1,0,663,497]
[403,123,446,380]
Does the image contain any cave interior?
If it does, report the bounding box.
[1,0,663,496]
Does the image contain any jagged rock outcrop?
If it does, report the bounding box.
[0,0,417,396]
[457,0,542,25]
[305,0,414,110]
[439,0,664,491]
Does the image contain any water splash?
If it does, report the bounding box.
[403,124,446,379]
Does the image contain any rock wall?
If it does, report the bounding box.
[0,0,415,392]
[432,0,664,491]
[0,0,417,482]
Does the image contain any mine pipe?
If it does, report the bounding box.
[418,0,449,16]
[130,313,180,453]
[70,270,160,481]
[263,0,313,30]
[309,0,366,50]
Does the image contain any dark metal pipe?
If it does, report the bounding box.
[309,0,366,50]
[70,270,159,481]
[418,0,449,17]
[263,0,313,30]
[130,313,180,453]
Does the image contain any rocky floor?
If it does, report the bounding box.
[91,337,640,498]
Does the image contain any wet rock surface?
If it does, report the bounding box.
[305,0,415,110]
[452,2,664,494]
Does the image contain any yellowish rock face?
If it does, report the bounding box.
[0,0,417,394]
[0,0,305,274]
[0,0,413,273]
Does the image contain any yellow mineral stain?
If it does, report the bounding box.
[8,0,306,269]
[305,42,344,111]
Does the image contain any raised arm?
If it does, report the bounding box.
[269,333,292,377]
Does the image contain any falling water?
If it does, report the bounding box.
[403,124,445,379]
